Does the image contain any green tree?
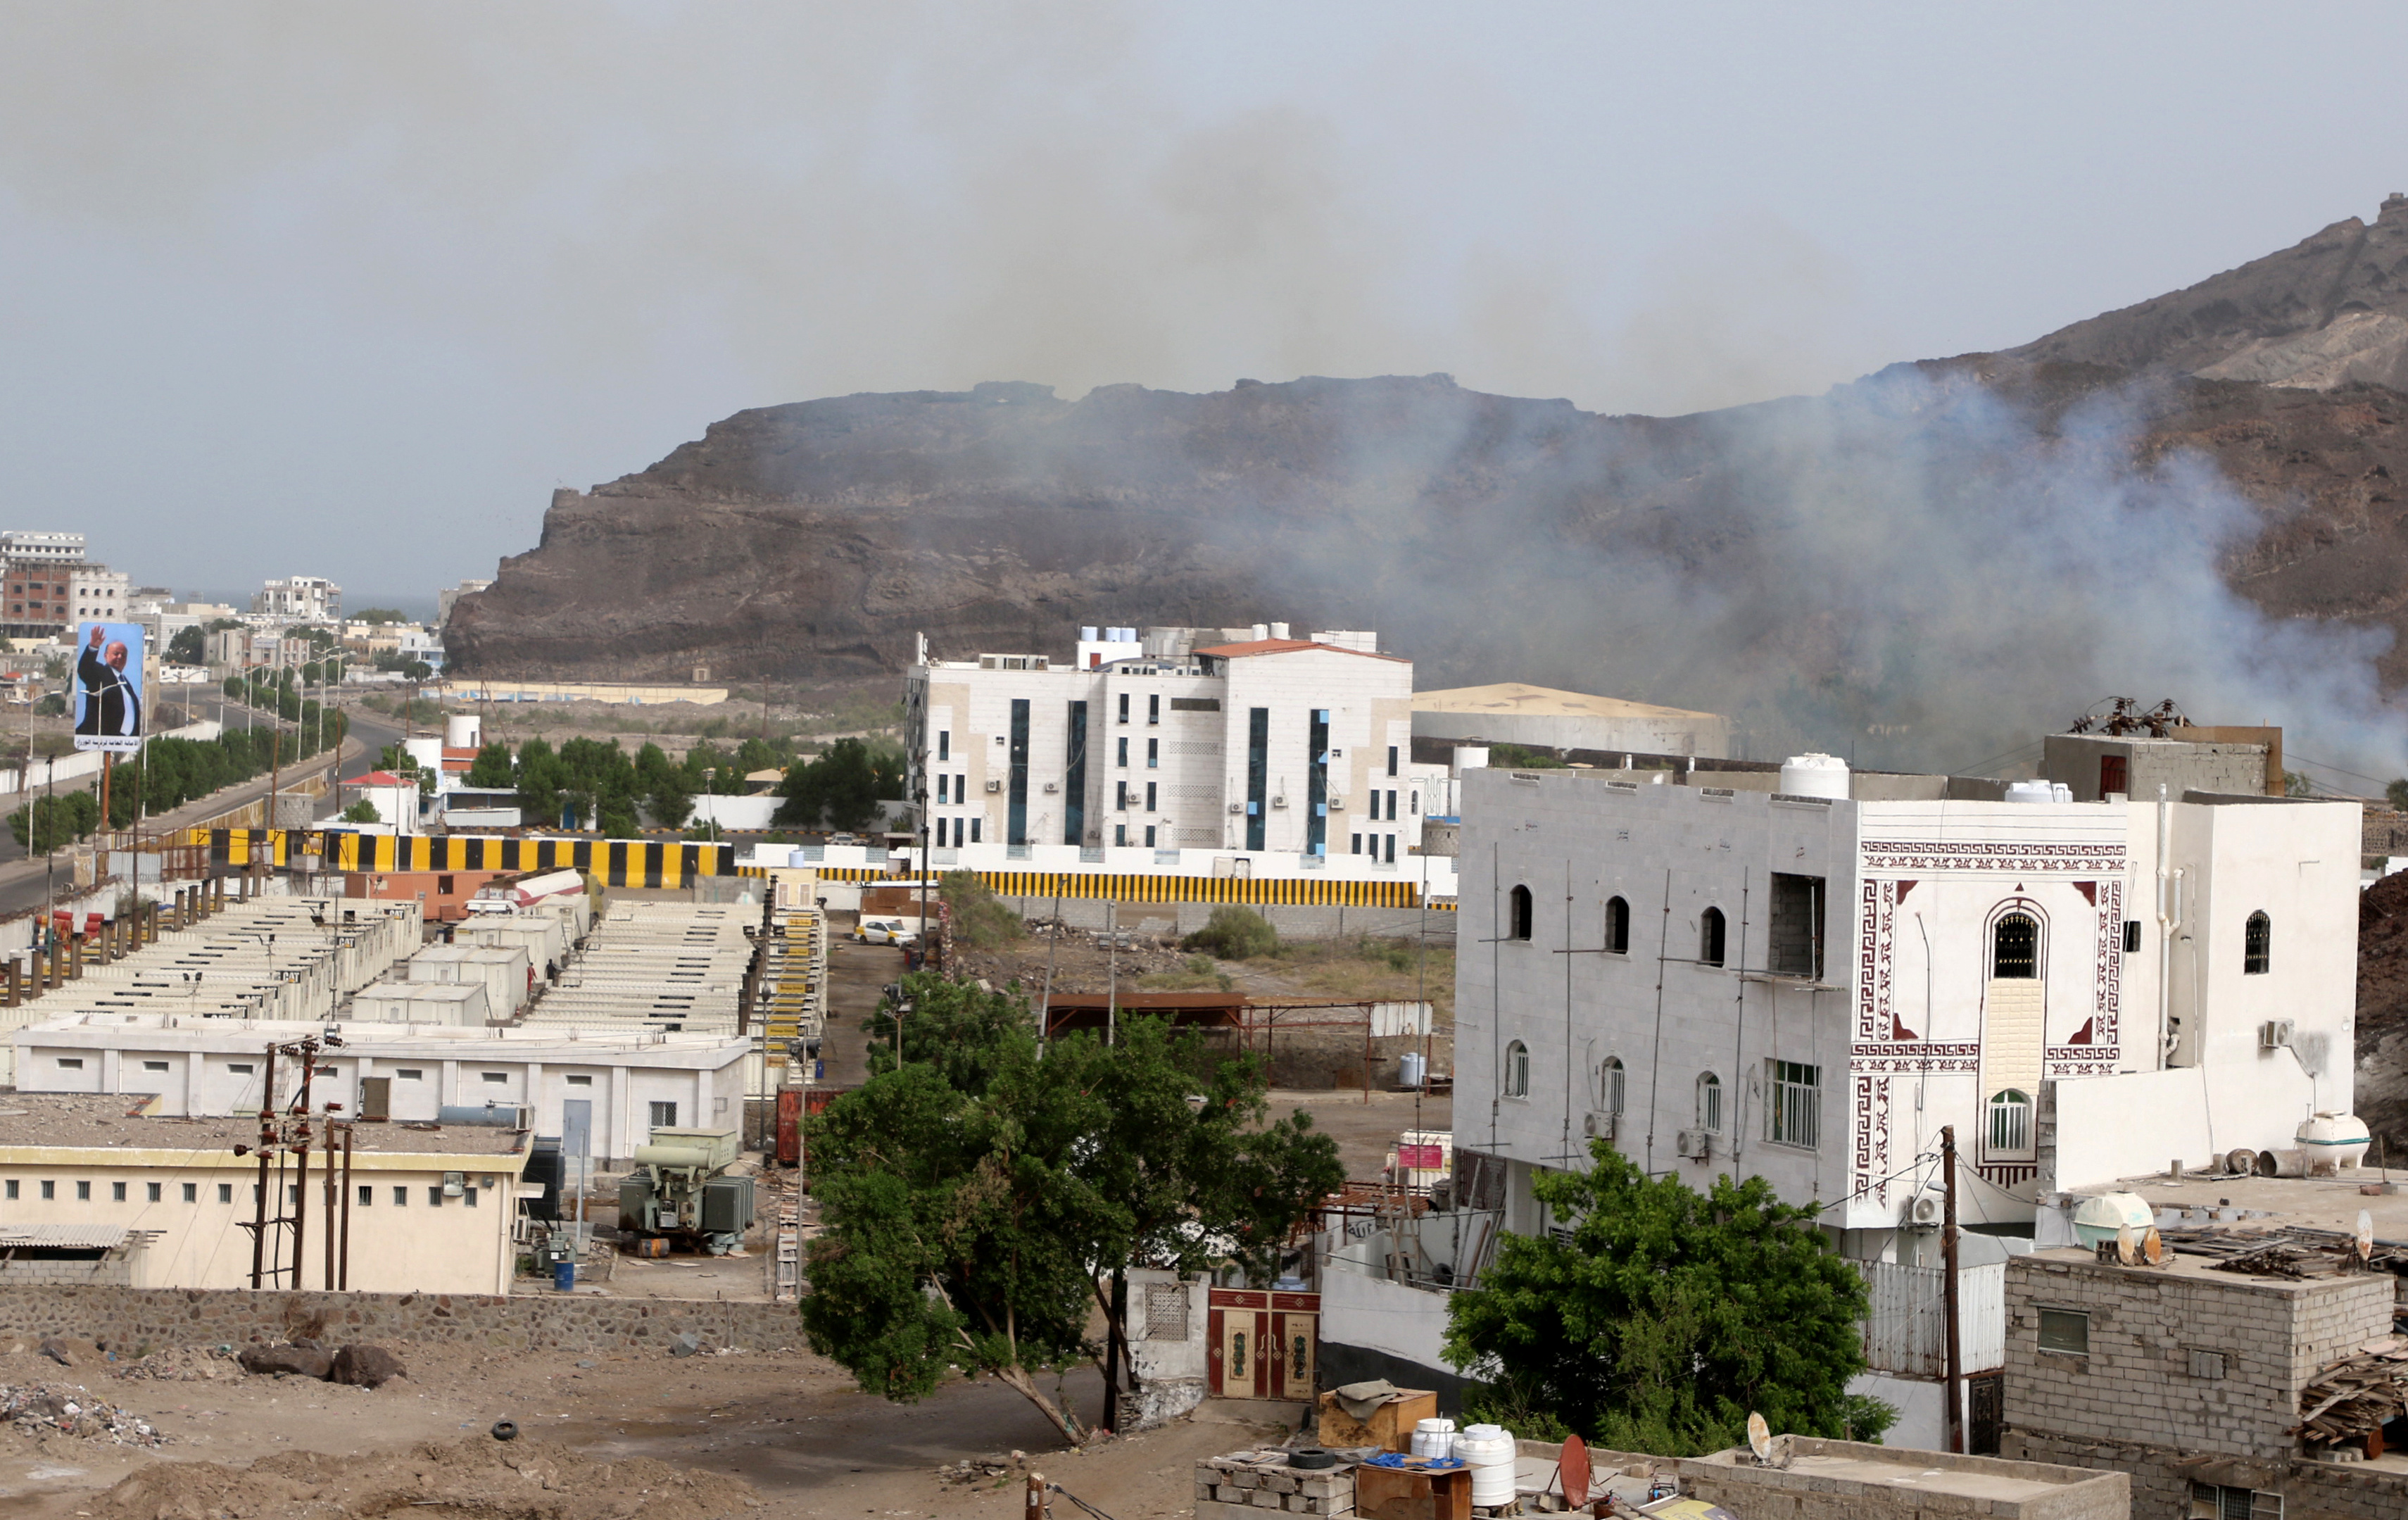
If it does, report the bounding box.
[1182,905,1280,960]
[808,979,1342,1441]
[2390,779,2408,813]
[167,626,206,664]
[353,607,406,624]
[774,737,887,830]
[340,798,382,824]
[941,870,1023,950]
[1489,741,1567,770]
[465,741,515,788]
[1444,1145,1891,1455]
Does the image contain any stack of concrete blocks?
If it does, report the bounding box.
[1193,1455,1354,1518]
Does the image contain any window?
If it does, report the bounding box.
[1117,693,1128,724]
[437,875,455,895]
[2099,755,2127,796]
[393,1186,408,1206]
[229,1062,253,1075]
[1145,781,1156,811]
[1145,1282,1190,1341]
[464,1187,479,1207]
[1508,885,1533,941]
[182,1183,196,1202]
[1767,1060,1820,1148]
[481,1072,508,1084]
[113,1181,127,1202]
[1696,1072,1723,1132]
[1116,780,1129,810]
[937,774,950,805]
[1366,791,1380,821]
[1147,694,1159,724]
[1145,825,1156,848]
[39,1181,53,1200]
[2188,1482,2281,1520]
[3,1181,15,1201]
[141,1060,169,1073]
[1351,834,1361,855]
[75,1181,89,1201]
[1385,834,1396,864]
[2123,920,2142,954]
[2036,1307,2089,1355]
[428,1187,444,1207]
[938,730,950,762]
[2188,1348,2227,1380]
[2243,912,2271,975]
[1992,913,2038,979]
[1114,823,1128,846]
[566,1074,593,1087]
[1768,873,1825,978]
[1145,738,1159,768]
[218,1183,233,1203]
[1601,1057,1625,1115]
[970,818,980,843]
[1504,1040,1530,1099]
[56,1057,82,1070]
[1699,907,1727,967]
[1988,1089,2033,1152]
[650,1101,679,1129]
[396,1068,422,1080]
[358,1186,373,1206]
[1387,745,1399,777]
[1116,737,1128,767]
[1605,896,1631,955]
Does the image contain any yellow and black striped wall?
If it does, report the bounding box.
[179,829,735,887]
[759,865,1432,908]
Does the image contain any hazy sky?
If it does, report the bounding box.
[5,3,2408,603]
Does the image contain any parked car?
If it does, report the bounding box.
[855,914,923,947]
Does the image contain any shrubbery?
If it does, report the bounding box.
[1182,905,1280,960]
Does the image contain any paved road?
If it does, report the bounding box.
[0,698,410,917]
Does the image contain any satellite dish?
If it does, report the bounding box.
[1746,1412,1772,1465]
[2117,1223,2138,1264]
[1559,1433,1591,1507]
[2143,1227,2165,1266]
[2359,1210,2376,1262]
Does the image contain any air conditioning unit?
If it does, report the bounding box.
[1227,802,1245,814]
[984,779,1002,793]
[1042,782,1059,793]
[1327,793,1346,810]
[1905,1193,1944,1229]
[1675,1129,1710,1162]
[2259,1019,2295,1050]
[1271,796,1288,809]
[1583,1110,1615,1141]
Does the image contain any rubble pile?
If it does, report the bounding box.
[935,1452,1027,1488]
[112,1346,239,1383]
[0,1383,165,1447]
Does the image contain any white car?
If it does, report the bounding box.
[855,915,922,947]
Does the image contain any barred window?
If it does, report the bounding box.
[1144,1283,1190,1342]
[1992,913,2038,979]
[1504,1041,1530,1099]
[1988,1089,2032,1154]
[2243,912,2271,975]
[1601,1057,1625,1116]
[1767,1060,1820,1149]
[1605,896,1630,955]
[1696,1072,1723,1133]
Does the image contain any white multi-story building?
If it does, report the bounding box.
[437,579,491,626]
[0,531,85,563]
[1456,756,2358,1243]
[68,565,127,625]
[253,575,341,622]
[904,622,1420,860]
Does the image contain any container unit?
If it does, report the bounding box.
[348,980,494,1026]
[404,943,533,1016]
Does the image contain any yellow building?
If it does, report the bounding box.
[0,1094,527,1295]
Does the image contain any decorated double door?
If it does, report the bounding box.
[1206,1287,1318,1398]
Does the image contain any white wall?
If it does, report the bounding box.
[1318,1266,1456,1376]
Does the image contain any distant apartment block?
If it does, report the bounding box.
[252,575,341,622]
[904,622,1418,858]
[0,531,84,563]
[68,566,127,624]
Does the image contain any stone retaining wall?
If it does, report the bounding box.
[0,1285,801,1355]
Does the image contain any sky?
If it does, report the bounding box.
[6,4,2408,605]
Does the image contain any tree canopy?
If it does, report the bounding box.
[1443,1144,1891,1454]
[805,974,1342,1441]
[772,736,903,831]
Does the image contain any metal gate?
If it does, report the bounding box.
[1967,1371,2003,1455]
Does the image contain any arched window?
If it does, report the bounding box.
[1509,885,1533,941]
[2244,912,2271,975]
[1988,1089,2033,1153]
[1700,907,1727,967]
[1605,896,1630,955]
[1992,912,2038,979]
[1696,1072,1723,1132]
[1504,1040,1530,1098]
[1601,1057,1625,1115]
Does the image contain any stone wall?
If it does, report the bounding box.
[0,1255,137,1287]
[2007,1429,2408,1520]
[0,1284,800,1355]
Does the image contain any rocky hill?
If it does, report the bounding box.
[447,199,2408,770]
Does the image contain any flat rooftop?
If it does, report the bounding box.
[23,1012,745,1054]
[2114,1168,2408,1245]
[1682,1438,2126,1507]
[0,1093,526,1156]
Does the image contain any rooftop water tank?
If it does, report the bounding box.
[446,713,482,750]
[2297,1112,2372,1174]
[1779,753,1849,800]
[2070,1191,2154,1248]
[2004,781,2074,803]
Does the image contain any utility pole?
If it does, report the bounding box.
[1941,1124,1963,1455]
[1106,900,1118,1045]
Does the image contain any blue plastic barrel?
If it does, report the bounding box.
[553,1259,576,1293]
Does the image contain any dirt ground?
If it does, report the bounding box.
[0,1340,1289,1520]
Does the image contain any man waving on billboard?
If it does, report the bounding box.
[73,621,144,753]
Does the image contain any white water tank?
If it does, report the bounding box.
[2297,1112,2372,1174]
[1454,1426,1515,1507]
[446,713,482,750]
[2070,1191,2154,1248]
[1411,1418,1456,1459]
[1778,753,1849,800]
[2004,780,2074,803]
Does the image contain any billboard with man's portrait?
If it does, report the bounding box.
[72,621,146,754]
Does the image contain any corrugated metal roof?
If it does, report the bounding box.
[0,1225,128,1250]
